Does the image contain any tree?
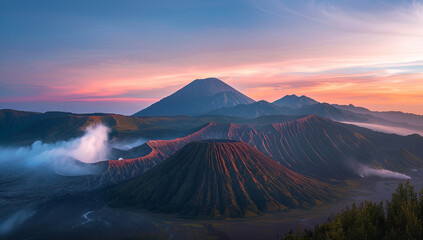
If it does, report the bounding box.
[282,180,423,240]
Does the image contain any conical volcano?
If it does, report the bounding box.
[132,78,254,117]
[108,140,338,217]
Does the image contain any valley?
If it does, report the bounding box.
[3,172,423,240]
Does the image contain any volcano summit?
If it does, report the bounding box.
[133,78,254,117]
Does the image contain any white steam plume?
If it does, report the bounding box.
[357,165,410,180]
[342,121,423,136]
[0,124,110,176]
[110,138,148,150]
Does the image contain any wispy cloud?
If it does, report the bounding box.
[260,0,423,37]
[1,0,423,114]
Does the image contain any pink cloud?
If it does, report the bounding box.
[2,1,423,114]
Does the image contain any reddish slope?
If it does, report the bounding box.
[227,115,359,177]
[231,115,423,177]
[108,140,338,217]
[101,115,423,184]
[95,122,230,184]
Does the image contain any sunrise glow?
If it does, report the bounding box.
[1,0,422,114]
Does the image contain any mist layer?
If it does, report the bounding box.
[0,124,109,176]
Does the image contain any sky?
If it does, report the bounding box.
[0,0,422,115]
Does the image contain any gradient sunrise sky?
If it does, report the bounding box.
[1,0,422,115]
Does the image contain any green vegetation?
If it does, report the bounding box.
[283,180,423,240]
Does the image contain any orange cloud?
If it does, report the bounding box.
[2,1,422,115]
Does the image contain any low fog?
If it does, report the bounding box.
[342,122,423,136]
[0,124,110,176]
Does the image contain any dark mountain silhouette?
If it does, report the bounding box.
[292,103,368,121]
[205,102,423,133]
[273,94,318,108]
[132,78,254,117]
[108,140,338,217]
[208,100,284,119]
[206,101,368,121]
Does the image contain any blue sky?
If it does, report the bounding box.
[1,0,422,114]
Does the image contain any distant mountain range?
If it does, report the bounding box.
[208,100,285,119]
[208,101,423,132]
[208,101,358,121]
[3,78,421,141]
[273,94,318,108]
[108,140,339,217]
[132,78,423,134]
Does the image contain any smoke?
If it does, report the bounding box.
[357,164,411,180]
[342,121,423,136]
[110,138,148,150]
[0,124,110,176]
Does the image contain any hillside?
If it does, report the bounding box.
[103,115,423,183]
[283,181,423,240]
[108,140,338,217]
